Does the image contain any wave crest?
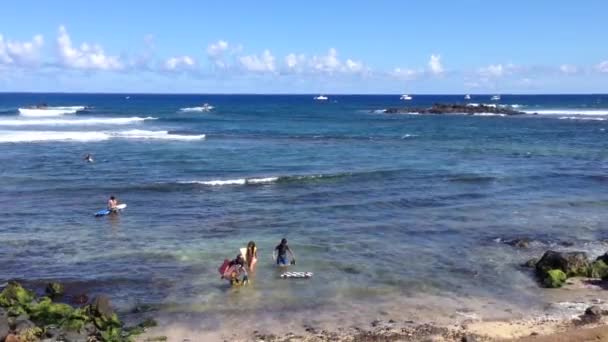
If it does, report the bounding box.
[0,130,205,143]
[0,117,156,126]
[18,106,87,117]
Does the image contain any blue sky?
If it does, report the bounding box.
[1,0,607,93]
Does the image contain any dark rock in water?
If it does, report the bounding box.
[576,306,605,325]
[91,295,114,319]
[584,305,604,317]
[596,252,608,264]
[506,238,532,248]
[45,282,64,299]
[535,250,590,278]
[522,258,538,268]
[381,103,526,116]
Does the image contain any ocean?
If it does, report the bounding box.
[1,93,608,329]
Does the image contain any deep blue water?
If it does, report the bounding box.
[1,93,608,319]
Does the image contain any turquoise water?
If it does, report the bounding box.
[1,94,608,318]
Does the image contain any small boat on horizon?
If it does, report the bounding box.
[400,94,413,101]
[314,95,328,101]
[491,95,501,101]
[464,94,471,100]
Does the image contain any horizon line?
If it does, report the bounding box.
[1,91,607,96]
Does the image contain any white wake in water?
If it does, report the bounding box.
[0,117,156,126]
[0,130,205,143]
[180,106,215,112]
[180,177,279,186]
[525,109,608,115]
[18,106,87,117]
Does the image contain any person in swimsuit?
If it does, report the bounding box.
[246,241,258,271]
[275,238,295,266]
[228,254,248,285]
[107,196,118,212]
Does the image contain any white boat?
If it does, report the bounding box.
[400,94,413,100]
[491,95,501,101]
[464,94,471,100]
[314,95,328,101]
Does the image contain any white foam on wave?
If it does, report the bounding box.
[18,106,87,117]
[0,129,205,143]
[113,130,205,140]
[473,113,506,117]
[180,106,215,112]
[559,116,606,121]
[181,177,279,186]
[0,117,156,126]
[0,131,109,143]
[525,109,608,115]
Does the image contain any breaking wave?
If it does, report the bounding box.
[0,130,205,143]
[525,109,608,115]
[0,117,156,126]
[18,106,88,117]
[558,116,607,121]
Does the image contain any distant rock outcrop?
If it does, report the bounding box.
[381,103,526,115]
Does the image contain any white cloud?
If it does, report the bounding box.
[428,54,443,75]
[164,55,196,71]
[0,34,44,66]
[391,67,419,80]
[559,64,578,74]
[345,59,363,73]
[282,48,367,75]
[478,64,504,78]
[596,61,608,73]
[285,53,306,72]
[238,49,276,73]
[311,48,341,73]
[57,26,122,71]
[207,40,230,68]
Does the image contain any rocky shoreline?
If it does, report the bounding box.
[380,103,526,115]
[6,244,608,341]
[0,281,163,342]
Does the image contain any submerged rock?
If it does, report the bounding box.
[506,238,532,249]
[535,250,590,278]
[543,269,567,288]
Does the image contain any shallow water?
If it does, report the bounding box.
[1,94,608,323]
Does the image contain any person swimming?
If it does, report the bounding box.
[274,238,295,266]
[246,241,258,271]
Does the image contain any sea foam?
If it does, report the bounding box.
[0,129,205,143]
[526,109,608,115]
[180,106,215,112]
[0,117,156,126]
[18,106,87,117]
